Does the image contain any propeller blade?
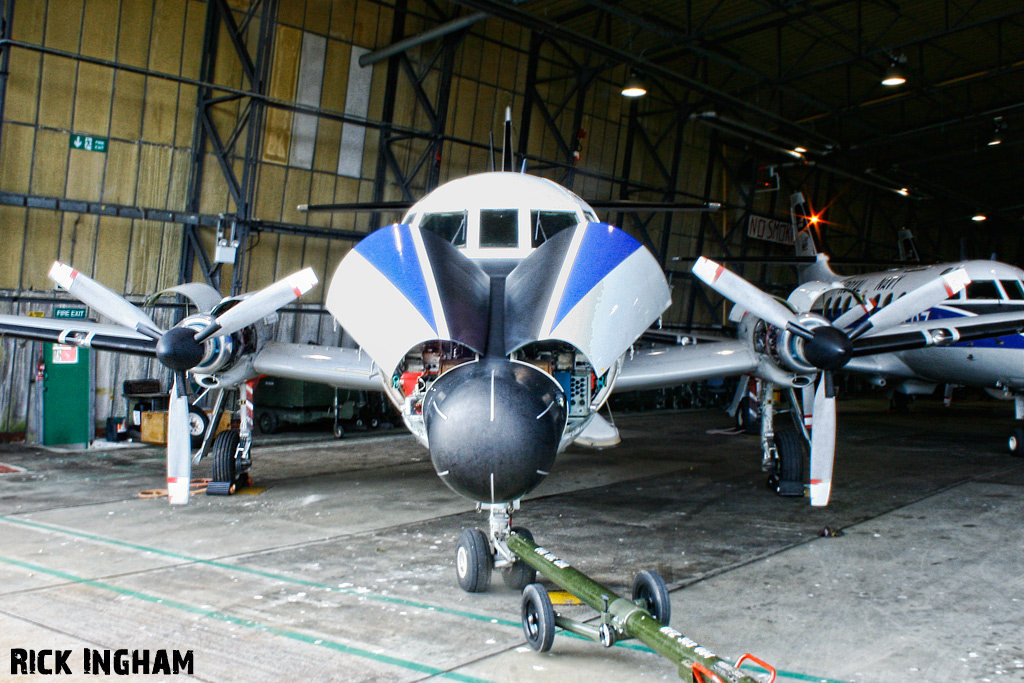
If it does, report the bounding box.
[48,262,163,338]
[692,257,803,333]
[166,373,192,505]
[830,297,875,330]
[809,372,837,507]
[847,267,970,339]
[194,267,318,342]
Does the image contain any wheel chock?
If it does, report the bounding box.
[205,481,234,496]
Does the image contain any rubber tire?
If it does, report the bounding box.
[1010,427,1024,456]
[333,422,345,439]
[521,583,555,653]
[771,430,805,495]
[632,569,671,624]
[455,528,492,593]
[187,406,209,449]
[891,391,913,413]
[258,411,279,435]
[210,429,240,486]
[735,397,760,435]
[503,527,537,590]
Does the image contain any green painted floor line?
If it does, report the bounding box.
[1,516,852,683]
[0,554,493,683]
[0,515,520,629]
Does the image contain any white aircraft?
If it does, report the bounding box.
[621,192,1024,508]
[2,154,1014,592]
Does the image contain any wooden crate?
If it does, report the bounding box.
[139,411,233,445]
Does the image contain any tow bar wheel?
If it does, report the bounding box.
[521,583,555,653]
[632,569,671,624]
[455,528,492,593]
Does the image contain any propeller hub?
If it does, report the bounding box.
[804,326,853,370]
[156,326,205,372]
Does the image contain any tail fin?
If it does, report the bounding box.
[791,192,817,257]
[790,192,839,283]
[897,228,920,263]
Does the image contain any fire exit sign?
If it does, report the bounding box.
[70,134,107,153]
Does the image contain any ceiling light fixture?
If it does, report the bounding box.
[621,73,647,98]
[987,117,1006,146]
[972,214,987,222]
[881,55,907,87]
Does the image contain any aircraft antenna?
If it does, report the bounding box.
[502,106,514,172]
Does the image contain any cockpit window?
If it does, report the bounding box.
[530,211,579,247]
[965,280,1002,300]
[480,208,519,248]
[421,211,467,247]
[1000,280,1024,300]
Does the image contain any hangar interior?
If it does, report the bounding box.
[1,0,1023,434]
[1,3,1024,682]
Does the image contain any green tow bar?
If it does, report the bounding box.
[506,533,775,683]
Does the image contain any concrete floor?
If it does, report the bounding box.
[0,395,1022,683]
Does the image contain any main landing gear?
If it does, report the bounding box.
[455,502,536,593]
[752,379,806,497]
[1010,395,1024,457]
[193,382,255,495]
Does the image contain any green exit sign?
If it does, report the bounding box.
[54,307,87,319]
[70,134,107,153]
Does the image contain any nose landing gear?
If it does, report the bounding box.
[454,501,536,593]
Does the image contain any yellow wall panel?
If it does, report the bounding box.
[22,210,62,291]
[245,233,279,290]
[0,207,27,289]
[72,62,113,136]
[306,172,336,228]
[142,78,178,146]
[66,148,105,201]
[321,38,350,111]
[313,119,342,173]
[13,2,44,42]
[156,222,183,292]
[0,124,35,194]
[282,169,312,225]
[126,220,164,294]
[103,141,140,205]
[174,85,196,149]
[44,0,83,52]
[30,130,68,197]
[92,217,130,291]
[80,0,118,60]
[263,25,302,163]
[5,50,41,124]
[57,213,98,270]
[278,0,306,28]
[352,0,379,47]
[110,71,145,141]
[118,1,153,68]
[198,153,231,215]
[330,176,358,233]
[329,0,354,41]
[305,0,331,32]
[167,149,192,212]
[255,162,286,220]
[136,145,173,208]
[38,55,75,130]
[150,0,186,74]
[275,233,305,281]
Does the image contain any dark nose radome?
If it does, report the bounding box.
[423,359,567,503]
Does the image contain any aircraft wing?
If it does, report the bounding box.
[850,310,1024,356]
[615,339,757,392]
[251,342,383,392]
[0,313,157,356]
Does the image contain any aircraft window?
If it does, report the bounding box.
[965,280,1001,300]
[421,211,467,247]
[882,293,893,307]
[480,208,519,247]
[530,211,579,247]
[1000,280,1024,300]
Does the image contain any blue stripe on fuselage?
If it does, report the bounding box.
[914,305,1024,349]
[553,223,641,329]
[354,223,437,333]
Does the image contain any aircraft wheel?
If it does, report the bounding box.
[258,411,279,434]
[632,569,671,624]
[210,429,240,488]
[890,391,913,413]
[735,397,760,435]
[333,422,345,439]
[770,430,805,496]
[1010,427,1024,456]
[455,528,492,593]
[187,406,209,449]
[521,583,555,653]
[503,527,537,590]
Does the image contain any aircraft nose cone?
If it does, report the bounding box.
[423,360,567,503]
[804,325,854,370]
